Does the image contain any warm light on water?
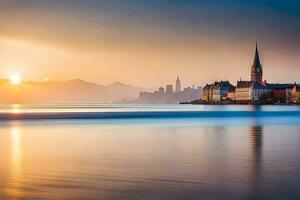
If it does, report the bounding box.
[6,126,23,199]
[0,105,300,199]
[0,108,300,200]
[0,104,299,114]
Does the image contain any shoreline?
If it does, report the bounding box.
[180,101,300,106]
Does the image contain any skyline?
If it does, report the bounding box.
[0,75,199,104]
[0,0,299,87]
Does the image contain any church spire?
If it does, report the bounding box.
[253,42,262,69]
[251,42,263,83]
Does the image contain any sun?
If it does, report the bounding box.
[10,74,22,85]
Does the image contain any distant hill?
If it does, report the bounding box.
[0,79,151,104]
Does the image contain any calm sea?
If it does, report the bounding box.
[0,104,300,200]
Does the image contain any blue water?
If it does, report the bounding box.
[1,104,300,120]
[2,104,300,113]
[0,104,300,199]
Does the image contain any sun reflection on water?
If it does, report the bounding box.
[6,126,23,199]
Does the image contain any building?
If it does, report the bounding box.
[166,85,173,95]
[219,81,234,101]
[252,82,270,101]
[227,86,236,101]
[266,83,293,103]
[176,76,181,92]
[201,43,299,104]
[286,85,294,103]
[202,81,234,102]
[211,82,220,101]
[290,83,300,103]
[235,44,270,102]
[235,81,270,102]
[158,87,165,96]
[202,84,213,102]
[202,44,268,103]
[235,81,252,101]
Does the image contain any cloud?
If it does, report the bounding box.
[0,0,299,86]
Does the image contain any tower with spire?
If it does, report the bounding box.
[176,76,181,92]
[251,42,263,83]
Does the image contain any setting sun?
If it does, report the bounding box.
[10,74,22,85]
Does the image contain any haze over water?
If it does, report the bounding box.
[0,104,300,200]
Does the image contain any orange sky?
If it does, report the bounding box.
[0,1,299,88]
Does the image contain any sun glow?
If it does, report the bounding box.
[10,74,22,85]
[11,104,21,114]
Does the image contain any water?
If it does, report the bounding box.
[2,104,300,113]
[0,104,300,200]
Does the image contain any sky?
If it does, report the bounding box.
[0,0,299,87]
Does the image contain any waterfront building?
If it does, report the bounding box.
[212,82,220,101]
[284,83,300,104]
[201,43,299,104]
[252,83,270,101]
[202,84,213,102]
[291,83,300,103]
[227,86,236,101]
[203,44,268,103]
[235,81,252,101]
[219,81,234,101]
[286,86,293,102]
[236,81,270,102]
[203,81,234,102]
[266,83,293,103]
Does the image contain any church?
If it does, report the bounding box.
[202,43,299,104]
[235,43,270,102]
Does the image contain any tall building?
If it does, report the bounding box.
[166,85,173,95]
[176,76,181,92]
[251,43,263,83]
[158,87,164,94]
[137,77,202,103]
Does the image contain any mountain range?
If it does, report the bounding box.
[0,79,152,104]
